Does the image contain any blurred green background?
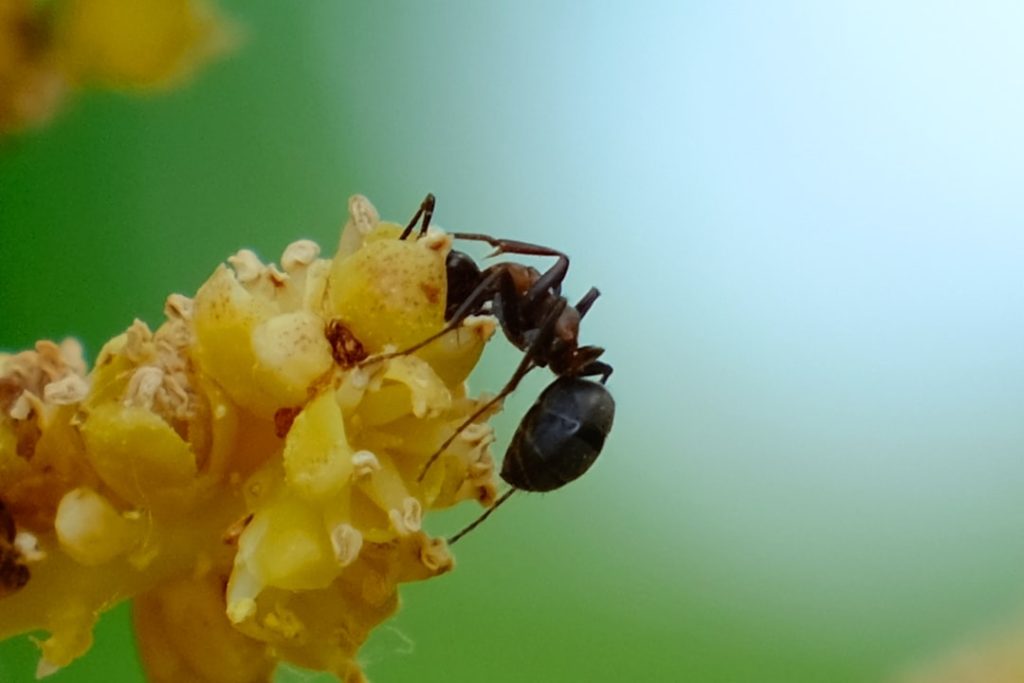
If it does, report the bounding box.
[4,1,1024,681]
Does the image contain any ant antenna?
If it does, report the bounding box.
[448,488,517,544]
[399,193,436,240]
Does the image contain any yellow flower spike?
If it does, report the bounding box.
[1,195,504,681]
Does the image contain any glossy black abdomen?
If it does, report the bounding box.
[501,377,615,492]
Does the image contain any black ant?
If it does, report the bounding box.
[368,194,616,544]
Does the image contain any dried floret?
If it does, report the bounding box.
[0,195,501,681]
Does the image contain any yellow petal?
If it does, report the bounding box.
[327,225,448,352]
[283,391,354,502]
[80,403,197,508]
[234,495,339,593]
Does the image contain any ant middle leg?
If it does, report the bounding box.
[416,298,569,482]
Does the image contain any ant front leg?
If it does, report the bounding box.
[451,233,569,309]
[399,193,436,241]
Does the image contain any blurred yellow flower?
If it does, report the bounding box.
[57,0,229,89]
[892,619,1024,683]
[0,0,232,134]
[0,195,500,681]
[0,0,65,133]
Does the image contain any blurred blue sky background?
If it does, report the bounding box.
[3,1,1024,681]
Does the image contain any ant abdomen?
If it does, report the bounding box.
[501,377,616,492]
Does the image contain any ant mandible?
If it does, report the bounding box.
[363,194,616,544]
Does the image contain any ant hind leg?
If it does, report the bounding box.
[578,359,613,384]
[447,488,517,545]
